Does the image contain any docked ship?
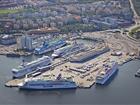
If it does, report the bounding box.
[52,43,86,58]
[12,56,52,78]
[95,61,118,85]
[18,74,77,90]
[34,39,66,55]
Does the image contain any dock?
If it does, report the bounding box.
[5,49,135,88]
[0,44,32,56]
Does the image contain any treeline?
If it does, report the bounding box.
[60,23,98,33]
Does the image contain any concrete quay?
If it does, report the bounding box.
[0,44,32,56]
[5,49,136,88]
[5,79,24,87]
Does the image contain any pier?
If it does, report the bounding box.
[5,79,24,87]
[0,44,32,56]
[5,48,135,88]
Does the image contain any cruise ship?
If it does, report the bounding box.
[34,39,66,55]
[18,74,77,90]
[95,61,118,85]
[12,56,52,78]
[52,43,85,58]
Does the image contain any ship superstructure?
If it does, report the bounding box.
[34,39,66,55]
[96,61,118,85]
[52,43,86,58]
[18,74,77,90]
[12,56,52,78]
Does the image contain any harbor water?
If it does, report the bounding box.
[0,55,140,105]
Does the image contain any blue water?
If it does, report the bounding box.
[0,55,140,105]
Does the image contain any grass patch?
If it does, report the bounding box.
[0,9,20,14]
[129,26,140,35]
[0,8,37,15]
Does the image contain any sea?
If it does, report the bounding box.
[0,54,140,105]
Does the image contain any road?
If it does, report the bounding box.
[129,0,140,24]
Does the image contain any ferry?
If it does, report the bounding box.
[34,39,66,55]
[96,62,118,85]
[52,43,85,58]
[12,56,52,78]
[18,74,77,90]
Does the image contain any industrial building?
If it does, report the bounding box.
[17,35,33,51]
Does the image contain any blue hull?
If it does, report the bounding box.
[34,39,67,55]
[20,86,77,90]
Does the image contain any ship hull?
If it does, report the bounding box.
[20,86,77,90]
[19,81,77,90]
[135,74,140,77]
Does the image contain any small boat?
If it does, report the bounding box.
[6,53,20,57]
[135,69,140,77]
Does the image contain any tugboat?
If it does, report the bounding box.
[6,53,20,58]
